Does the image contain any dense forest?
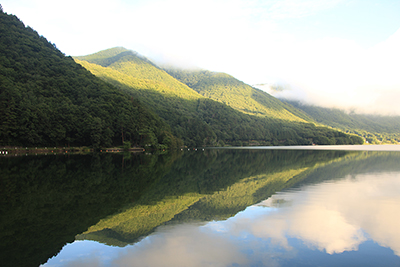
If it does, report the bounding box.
[75,48,363,147]
[165,68,313,122]
[0,10,180,149]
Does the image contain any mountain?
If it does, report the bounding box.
[164,69,313,122]
[0,8,364,149]
[0,10,179,149]
[75,48,363,147]
[285,101,400,144]
[75,47,201,100]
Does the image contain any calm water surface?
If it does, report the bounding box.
[1,146,400,267]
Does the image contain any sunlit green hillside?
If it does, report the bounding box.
[165,69,313,122]
[75,48,363,147]
[75,48,201,100]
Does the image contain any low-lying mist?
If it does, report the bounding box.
[254,82,400,116]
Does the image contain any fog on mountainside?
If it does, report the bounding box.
[251,82,400,144]
[254,70,400,117]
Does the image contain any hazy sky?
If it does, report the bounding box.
[3,0,400,115]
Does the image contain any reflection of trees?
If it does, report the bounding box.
[0,152,174,267]
[3,150,398,266]
[77,149,353,245]
[170,149,351,222]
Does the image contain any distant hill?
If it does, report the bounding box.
[0,10,179,148]
[75,48,363,147]
[285,101,400,144]
[165,69,313,122]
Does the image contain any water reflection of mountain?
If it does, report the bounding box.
[0,152,176,267]
[2,149,400,266]
[302,151,400,183]
[75,149,357,246]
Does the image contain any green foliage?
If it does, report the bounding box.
[123,140,131,150]
[0,11,178,149]
[75,48,201,100]
[76,48,363,147]
[165,69,314,122]
[0,8,364,148]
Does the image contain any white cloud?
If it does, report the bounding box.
[264,28,400,115]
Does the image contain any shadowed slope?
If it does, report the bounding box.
[165,69,314,122]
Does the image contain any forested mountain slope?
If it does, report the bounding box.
[165,69,313,122]
[0,10,179,148]
[0,8,364,149]
[75,48,201,100]
[285,101,400,144]
[76,48,363,147]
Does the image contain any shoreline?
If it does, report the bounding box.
[0,146,145,157]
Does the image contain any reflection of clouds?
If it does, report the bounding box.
[111,172,400,266]
[63,257,101,267]
[107,173,399,266]
[47,172,400,266]
[248,172,400,255]
[43,240,117,267]
[288,205,365,254]
[113,224,248,267]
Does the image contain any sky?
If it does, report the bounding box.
[2,0,400,115]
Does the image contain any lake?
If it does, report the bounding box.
[1,145,400,267]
